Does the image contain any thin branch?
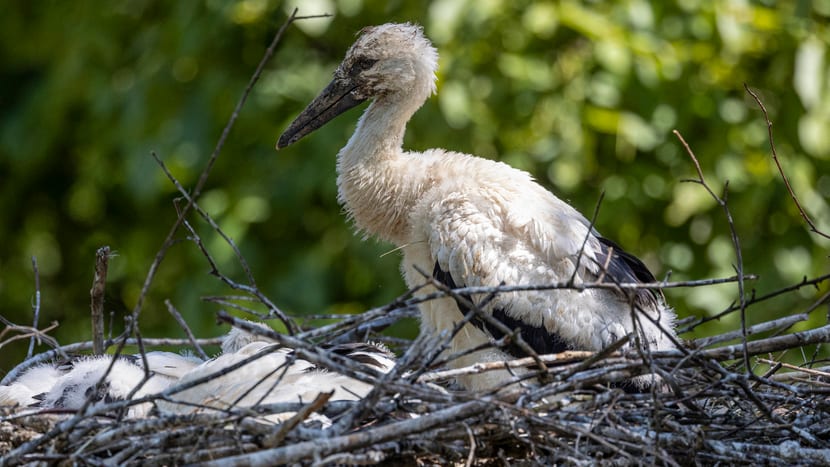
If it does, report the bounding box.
[757,358,830,379]
[681,272,830,331]
[173,204,297,334]
[404,274,756,307]
[694,288,830,348]
[1,320,61,361]
[128,8,300,333]
[569,190,605,285]
[165,299,210,360]
[417,351,593,383]
[261,391,333,448]
[90,246,111,356]
[673,129,751,374]
[27,257,41,359]
[744,84,830,241]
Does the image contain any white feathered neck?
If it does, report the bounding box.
[336,24,439,244]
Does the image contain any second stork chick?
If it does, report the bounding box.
[160,323,395,423]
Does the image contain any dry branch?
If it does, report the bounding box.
[674,129,752,375]
[26,257,41,359]
[744,84,830,241]
[128,8,302,335]
[90,246,110,356]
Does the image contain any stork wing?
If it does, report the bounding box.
[593,235,664,309]
[426,188,663,355]
[432,261,571,357]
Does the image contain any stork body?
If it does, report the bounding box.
[161,325,395,423]
[1,325,394,421]
[278,24,677,391]
[0,352,199,417]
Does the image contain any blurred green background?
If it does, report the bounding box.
[2,0,829,373]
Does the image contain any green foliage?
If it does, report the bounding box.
[2,0,828,372]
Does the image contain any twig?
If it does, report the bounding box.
[416,351,593,383]
[0,320,61,360]
[198,398,494,466]
[673,129,751,374]
[569,190,605,285]
[697,323,830,361]
[693,312,811,348]
[757,358,830,379]
[27,257,41,359]
[90,246,111,356]
[261,391,333,448]
[463,423,477,467]
[170,204,297,334]
[414,274,755,298]
[128,9,300,334]
[165,300,209,360]
[744,84,830,241]
[681,272,830,332]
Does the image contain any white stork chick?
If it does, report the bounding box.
[0,363,63,408]
[0,352,200,417]
[160,324,395,424]
[277,23,677,390]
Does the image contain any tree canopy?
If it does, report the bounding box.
[2,0,828,372]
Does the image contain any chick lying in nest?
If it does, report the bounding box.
[0,322,395,424]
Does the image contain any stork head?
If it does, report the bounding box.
[277,23,438,149]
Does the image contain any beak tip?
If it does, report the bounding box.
[276,134,291,150]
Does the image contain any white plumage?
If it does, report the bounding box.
[0,352,199,417]
[0,325,394,421]
[277,23,678,390]
[160,325,395,423]
[0,363,63,408]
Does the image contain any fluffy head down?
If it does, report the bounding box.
[343,23,438,102]
[277,23,439,150]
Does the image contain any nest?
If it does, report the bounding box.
[2,291,830,466]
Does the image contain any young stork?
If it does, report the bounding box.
[159,323,395,423]
[0,324,394,421]
[0,352,200,418]
[277,23,677,390]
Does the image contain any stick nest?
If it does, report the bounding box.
[2,297,830,466]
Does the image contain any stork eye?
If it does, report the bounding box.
[351,57,377,74]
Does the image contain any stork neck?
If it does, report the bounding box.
[336,92,429,244]
[340,93,422,167]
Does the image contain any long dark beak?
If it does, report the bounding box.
[276,77,366,149]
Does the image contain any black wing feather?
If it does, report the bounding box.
[595,236,663,308]
[295,342,393,373]
[432,262,571,358]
